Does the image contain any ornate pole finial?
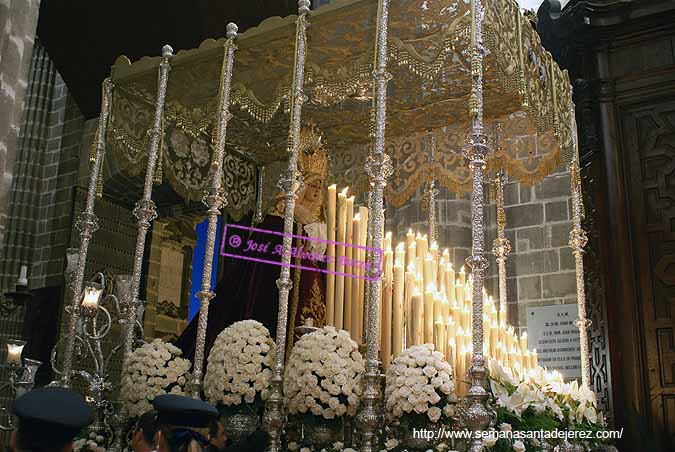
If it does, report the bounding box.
[263,3,310,451]
[226,22,238,39]
[161,44,174,58]
[189,25,238,399]
[298,0,311,15]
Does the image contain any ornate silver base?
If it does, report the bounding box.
[224,412,260,443]
[553,439,585,452]
[303,418,342,449]
[357,368,382,452]
[463,364,493,452]
[263,376,285,452]
[397,422,440,450]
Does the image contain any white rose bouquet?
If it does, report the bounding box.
[384,344,456,427]
[73,432,106,452]
[284,326,364,420]
[204,319,275,413]
[120,339,191,419]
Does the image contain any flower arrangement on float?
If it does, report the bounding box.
[72,432,106,452]
[287,441,359,452]
[383,344,457,451]
[483,358,610,451]
[120,339,191,419]
[283,326,364,449]
[204,320,275,441]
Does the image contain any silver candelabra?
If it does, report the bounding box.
[52,256,144,448]
[0,340,42,431]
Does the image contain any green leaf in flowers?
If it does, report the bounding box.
[496,406,523,426]
[520,409,561,431]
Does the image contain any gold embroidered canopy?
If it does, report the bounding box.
[105,0,573,215]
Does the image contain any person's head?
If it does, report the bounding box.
[132,410,158,452]
[10,387,94,452]
[299,176,323,207]
[152,395,218,452]
[207,419,226,450]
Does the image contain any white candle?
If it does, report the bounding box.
[326,184,337,326]
[393,263,404,358]
[6,341,25,366]
[335,188,349,329]
[344,197,355,335]
[82,284,102,309]
[424,283,435,344]
[520,331,528,355]
[17,265,28,287]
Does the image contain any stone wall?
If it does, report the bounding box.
[0,40,84,293]
[0,0,41,247]
[386,187,472,271]
[483,166,576,339]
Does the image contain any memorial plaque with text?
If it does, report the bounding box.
[526,304,581,380]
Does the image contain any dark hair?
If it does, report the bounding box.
[135,410,158,445]
[160,426,207,452]
[16,419,73,452]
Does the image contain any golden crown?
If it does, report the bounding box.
[298,126,329,180]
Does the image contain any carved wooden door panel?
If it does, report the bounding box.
[623,99,675,446]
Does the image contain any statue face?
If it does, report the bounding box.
[301,178,323,206]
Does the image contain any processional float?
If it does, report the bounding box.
[57,0,590,450]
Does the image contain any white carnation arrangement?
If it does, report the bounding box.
[73,432,105,452]
[284,326,364,420]
[120,338,191,419]
[204,319,275,408]
[384,344,456,425]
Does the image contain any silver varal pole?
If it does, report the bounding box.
[568,101,592,388]
[123,45,173,372]
[263,2,310,451]
[254,165,266,224]
[423,131,439,243]
[60,78,113,387]
[463,0,493,449]
[190,23,238,399]
[358,0,393,450]
[492,170,511,319]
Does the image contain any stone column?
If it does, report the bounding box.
[0,0,41,247]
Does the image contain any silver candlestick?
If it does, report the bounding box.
[0,340,42,431]
[263,2,310,451]
[50,272,143,449]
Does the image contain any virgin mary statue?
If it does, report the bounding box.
[175,127,329,368]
